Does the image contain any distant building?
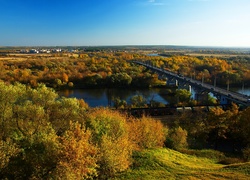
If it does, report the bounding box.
[29,49,39,54]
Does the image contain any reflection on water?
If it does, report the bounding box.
[58,87,250,107]
[58,88,170,107]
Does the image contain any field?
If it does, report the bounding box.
[115,148,250,180]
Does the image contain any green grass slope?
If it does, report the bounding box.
[114,148,250,180]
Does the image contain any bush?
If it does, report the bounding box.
[128,116,166,149]
[165,126,188,150]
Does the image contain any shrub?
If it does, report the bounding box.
[128,116,166,149]
[166,126,188,150]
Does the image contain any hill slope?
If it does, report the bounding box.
[114,148,250,180]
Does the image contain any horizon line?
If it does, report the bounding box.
[1,45,250,49]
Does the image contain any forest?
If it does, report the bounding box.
[0,48,250,179]
[0,50,250,89]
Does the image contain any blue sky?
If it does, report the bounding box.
[1,0,250,47]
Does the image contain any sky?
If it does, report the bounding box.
[0,0,250,47]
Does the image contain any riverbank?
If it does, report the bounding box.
[58,86,250,108]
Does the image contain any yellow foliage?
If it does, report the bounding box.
[169,126,188,150]
[99,135,132,178]
[0,139,20,169]
[210,107,225,116]
[87,108,133,178]
[62,72,68,83]
[55,122,98,179]
[128,116,166,149]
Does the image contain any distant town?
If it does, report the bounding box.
[1,46,250,56]
[17,47,80,54]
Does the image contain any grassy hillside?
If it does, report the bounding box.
[114,148,250,180]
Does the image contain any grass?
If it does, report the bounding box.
[113,148,250,180]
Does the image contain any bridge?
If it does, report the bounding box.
[132,60,250,107]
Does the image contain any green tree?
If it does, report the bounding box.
[86,109,132,178]
[30,83,58,109]
[47,97,87,133]
[166,126,188,150]
[130,95,147,108]
[175,89,191,105]
[2,122,59,179]
[107,73,132,87]
[112,97,127,109]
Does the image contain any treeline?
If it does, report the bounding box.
[172,104,250,152]
[1,52,250,89]
[0,52,162,89]
[143,55,250,87]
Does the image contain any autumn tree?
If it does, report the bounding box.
[165,126,188,150]
[53,122,98,179]
[127,116,166,149]
[130,95,147,108]
[86,108,133,178]
[0,139,20,170]
[238,107,250,147]
[62,72,69,83]
[0,82,93,179]
[47,97,87,133]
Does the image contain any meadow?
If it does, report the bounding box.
[115,148,250,180]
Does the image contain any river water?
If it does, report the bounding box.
[58,88,170,107]
[58,87,250,107]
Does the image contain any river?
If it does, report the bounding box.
[58,88,171,107]
[58,87,250,107]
